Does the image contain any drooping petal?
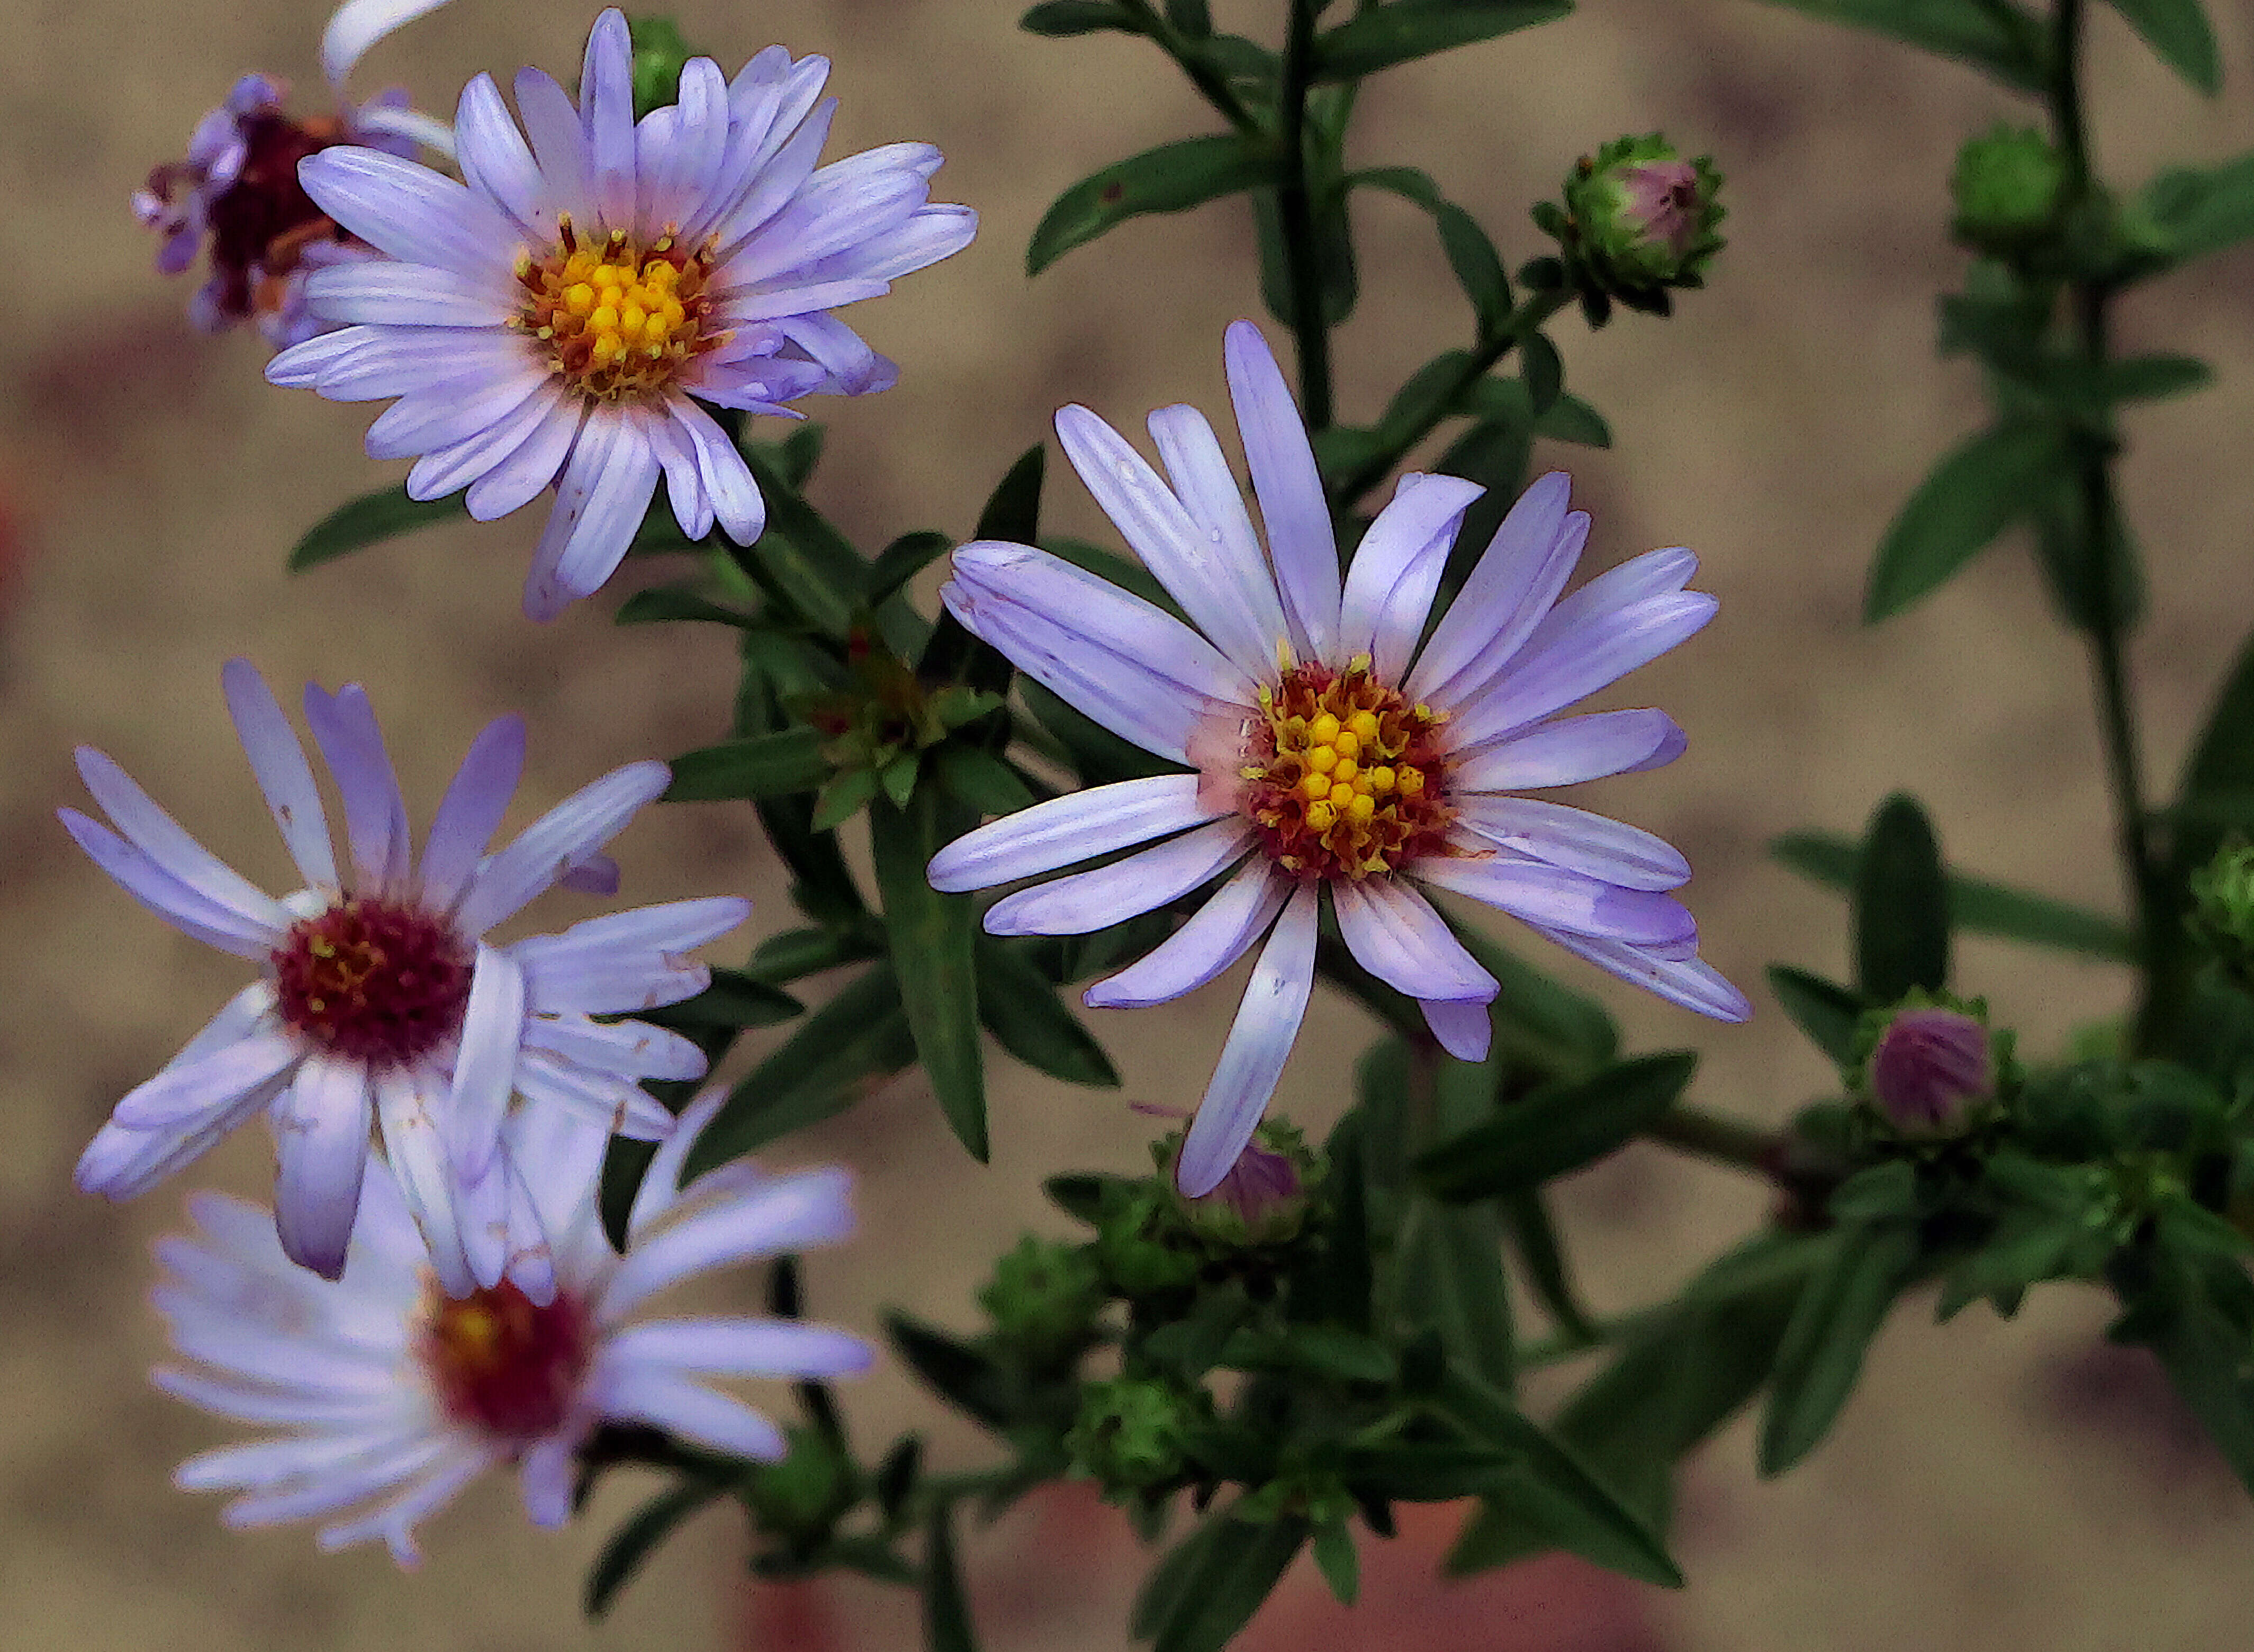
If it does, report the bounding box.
[607,1317,873,1380]
[982,819,1254,937]
[373,1069,473,1297]
[1332,876,1498,1004]
[1223,322,1337,662]
[322,0,459,92]
[111,1028,306,1131]
[59,810,285,961]
[457,384,583,519]
[926,774,1221,893]
[522,412,664,619]
[521,1015,708,1081]
[314,1449,493,1567]
[222,658,337,892]
[1420,996,1492,1061]
[1336,473,1483,682]
[1525,922,1753,1023]
[1083,860,1291,1009]
[449,945,526,1180]
[1415,852,1697,948]
[272,1056,375,1281]
[1175,882,1319,1198]
[1451,795,1691,891]
[517,1435,578,1528]
[1448,709,1685,792]
[512,1050,678,1140]
[73,748,290,935]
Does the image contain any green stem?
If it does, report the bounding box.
[1639,1104,1783,1176]
[1329,288,1574,507]
[1276,0,1335,430]
[1122,0,1261,136]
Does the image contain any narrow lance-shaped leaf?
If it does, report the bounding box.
[1310,0,1573,81]
[871,789,988,1161]
[864,530,954,606]
[1771,828,2133,962]
[976,936,1120,1088]
[584,1477,726,1618]
[663,727,831,803]
[614,586,755,627]
[1757,1223,1919,1475]
[922,1500,980,1652]
[1864,422,2070,621]
[1028,136,1279,275]
[1415,1052,1696,1202]
[1765,965,1868,1066]
[1751,0,2049,92]
[2104,0,2221,94]
[2173,621,2254,878]
[1149,1512,1312,1652]
[1852,793,1950,1000]
[2141,151,2254,265]
[1020,0,1141,36]
[1349,167,1513,333]
[289,487,467,571]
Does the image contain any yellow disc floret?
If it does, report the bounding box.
[513,216,723,401]
[1239,657,1451,880]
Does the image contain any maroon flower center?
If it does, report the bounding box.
[271,897,472,1067]
[147,108,351,326]
[1238,659,1453,880]
[420,1281,593,1440]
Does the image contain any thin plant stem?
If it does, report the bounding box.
[1640,1104,1783,1176]
[1121,0,1262,135]
[1276,0,1335,430]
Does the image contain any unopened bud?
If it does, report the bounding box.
[1066,1376,1196,1493]
[1950,125,2068,256]
[978,1234,1104,1365]
[1156,1118,1321,1248]
[1863,1004,1994,1134]
[1557,134,1726,292]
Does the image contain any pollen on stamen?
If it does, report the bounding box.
[271,897,472,1067]
[512,214,722,403]
[1238,661,1452,881]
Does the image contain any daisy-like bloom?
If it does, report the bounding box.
[928,322,1750,1197]
[66,658,750,1290]
[265,7,977,620]
[134,0,459,348]
[151,1087,869,1567]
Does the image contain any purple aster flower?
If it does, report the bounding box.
[927,322,1748,1197]
[264,7,978,620]
[134,0,460,349]
[151,1086,869,1567]
[65,658,750,1290]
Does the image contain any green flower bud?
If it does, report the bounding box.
[629,16,698,120]
[978,1234,1105,1364]
[1155,1119,1322,1247]
[1094,1186,1201,1299]
[1066,1376,1197,1492]
[2190,841,2254,991]
[744,1425,857,1540]
[1557,133,1726,292]
[1950,125,2068,256]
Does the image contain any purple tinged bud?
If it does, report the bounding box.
[1147,1112,1320,1247]
[1867,1007,1992,1134]
[1617,161,1705,261]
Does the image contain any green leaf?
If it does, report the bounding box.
[976,936,1120,1088]
[1020,0,1139,35]
[811,766,881,832]
[683,967,914,1178]
[2105,0,2220,93]
[885,1312,1018,1430]
[1501,1190,1599,1343]
[585,1477,726,1618]
[933,746,1038,817]
[1020,678,1173,785]
[1311,1521,1358,1605]
[1027,136,1278,275]
[1520,332,1563,416]
[663,727,830,803]
[1865,422,2070,621]
[2174,622,2254,879]
[614,586,754,627]
[2141,151,2254,263]
[1765,965,1868,1065]
[864,530,953,606]
[288,488,466,572]
[922,1501,979,1652]
[1310,0,1572,80]
[1349,167,1512,332]
[870,791,988,1161]
[1435,1367,1683,1587]
[977,444,1047,544]
[1853,793,1951,999]
[1395,1198,1516,1390]
[1415,1052,1696,1202]
[1770,828,2134,961]
[1148,1512,1310,1652]
[633,968,804,1032]
[747,924,879,985]
[1448,926,1619,1078]
[1758,1223,1918,1475]
[735,446,865,638]
[1752,0,2049,91]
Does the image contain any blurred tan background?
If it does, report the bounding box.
[7,0,2254,1646]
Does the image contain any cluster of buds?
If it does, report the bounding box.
[1530,133,1726,324]
[978,1234,1107,1369]
[792,627,1005,827]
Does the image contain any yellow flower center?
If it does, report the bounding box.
[514,216,722,401]
[1240,657,1451,880]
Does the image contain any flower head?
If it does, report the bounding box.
[265,7,977,619]
[1543,133,1725,308]
[927,322,1746,1197]
[135,0,460,348]
[151,1088,868,1567]
[66,659,749,1289]
[1950,124,2068,257]
[1857,995,1999,1136]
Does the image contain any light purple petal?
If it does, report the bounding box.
[668,395,765,544]
[1407,472,1581,708]
[629,1084,732,1236]
[74,748,290,935]
[1444,591,1717,753]
[314,1448,492,1566]
[1421,996,1492,1061]
[1224,321,1337,663]
[265,326,373,391]
[301,683,411,894]
[223,658,337,891]
[322,0,458,91]
[518,1435,577,1528]
[461,383,584,519]
[1453,795,1690,892]
[1332,876,1498,1003]
[298,148,520,285]
[983,819,1254,937]
[1057,403,1282,680]
[523,412,663,618]
[303,261,514,328]
[1449,709,1685,792]
[512,68,589,211]
[523,1015,708,1081]
[1526,922,1752,1023]
[1414,852,1697,947]
[222,1437,453,1530]
[589,1362,786,1461]
[454,760,670,936]
[602,1165,855,1321]
[299,326,527,402]
[454,72,546,237]
[419,715,526,910]
[111,1027,304,1130]
[1337,473,1483,681]
[1176,882,1319,1198]
[635,57,730,231]
[1084,859,1290,1009]
[273,1055,374,1280]
[449,945,525,1180]
[631,401,711,540]
[580,10,637,231]
[513,1050,677,1139]
[59,810,283,960]
[367,363,548,463]
[374,1068,473,1297]
[608,1317,873,1380]
[1143,402,1295,674]
[926,773,1220,893]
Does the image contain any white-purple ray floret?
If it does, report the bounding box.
[65,658,750,1293]
[265,7,977,619]
[150,1087,869,1567]
[926,321,1748,1198]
